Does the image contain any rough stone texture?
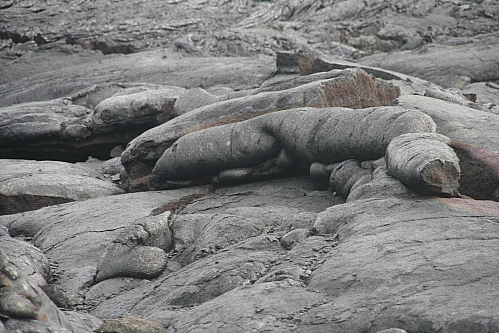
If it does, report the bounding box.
[385,133,460,196]
[97,316,166,333]
[359,35,499,89]
[0,159,125,215]
[306,197,499,333]
[95,212,172,282]
[0,236,73,332]
[0,51,276,108]
[397,94,499,200]
[174,88,220,117]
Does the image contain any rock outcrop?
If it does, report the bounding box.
[0,84,186,161]
[121,68,401,185]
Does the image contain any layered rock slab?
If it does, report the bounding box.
[0,159,124,215]
[54,177,336,317]
[359,34,499,89]
[157,197,499,333]
[0,84,185,161]
[0,51,275,107]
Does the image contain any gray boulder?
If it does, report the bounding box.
[91,86,186,135]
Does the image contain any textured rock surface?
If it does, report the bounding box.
[151,106,439,192]
[122,67,400,182]
[0,236,74,332]
[0,159,125,215]
[0,84,186,161]
[1,0,499,332]
[1,187,208,308]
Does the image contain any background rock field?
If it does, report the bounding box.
[1,1,499,332]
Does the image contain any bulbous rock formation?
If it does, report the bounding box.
[151,105,460,196]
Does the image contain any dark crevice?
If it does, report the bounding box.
[0,30,30,43]
[150,186,216,217]
[0,194,74,216]
[0,142,129,163]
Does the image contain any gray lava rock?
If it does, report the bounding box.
[0,186,209,308]
[398,94,499,200]
[91,86,186,135]
[95,212,172,282]
[359,36,499,89]
[121,68,400,180]
[101,157,128,181]
[347,165,416,202]
[151,106,437,194]
[0,50,276,107]
[95,244,168,283]
[385,133,460,196]
[0,237,73,332]
[305,197,499,332]
[1,1,499,333]
[0,159,125,215]
[280,228,310,250]
[0,290,38,320]
[0,99,93,160]
[0,84,186,161]
[174,88,220,116]
[328,159,373,198]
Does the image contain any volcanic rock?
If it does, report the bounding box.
[0,159,124,215]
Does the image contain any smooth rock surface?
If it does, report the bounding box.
[0,159,124,215]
